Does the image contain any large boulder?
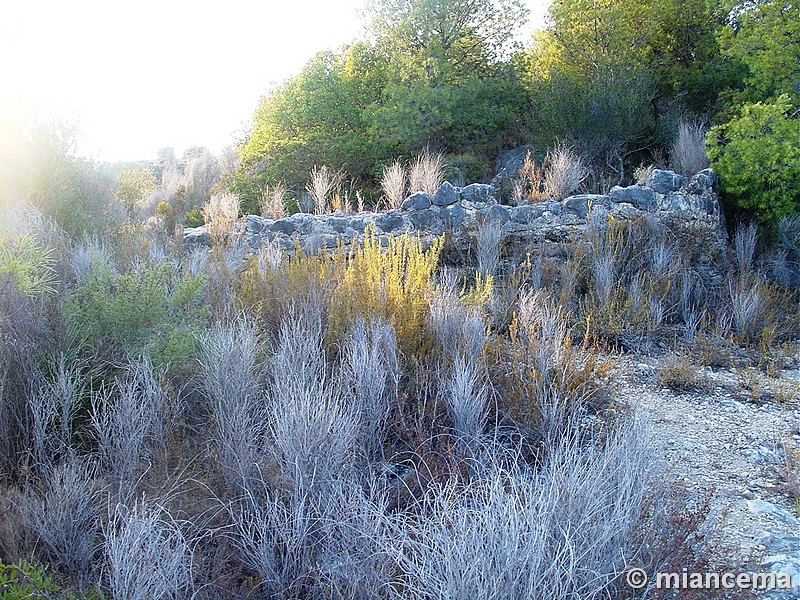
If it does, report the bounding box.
[609,185,657,211]
[460,183,495,203]
[401,192,432,211]
[647,169,686,194]
[432,181,461,207]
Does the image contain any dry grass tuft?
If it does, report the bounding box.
[543,144,588,200]
[306,165,343,215]
[409,148,445,196]
[518,151,547,202]
[203,192,240,245]
[260,182,288,220]
[381,159,408,209]
[658,354,708,393]
[671,121,709,176]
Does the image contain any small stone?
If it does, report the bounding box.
[183,226,211,247]
[562,195,610,219]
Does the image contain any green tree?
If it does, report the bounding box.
[366,0,528,82]
[238,45,385,199]
[719,0,800,106]
[523,0,658,163]
[366,0,529,160]
[706,95,800,223]
[524,0,732,174]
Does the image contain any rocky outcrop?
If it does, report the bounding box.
[184,169,725,264]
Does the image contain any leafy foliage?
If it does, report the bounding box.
[64,261,208,373]
[0,236,58,296]
[706,96,800,223]
[719,0,800,106]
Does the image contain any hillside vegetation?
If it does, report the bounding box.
[0,1,799,598]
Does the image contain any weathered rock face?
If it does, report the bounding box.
[184,169,726,265]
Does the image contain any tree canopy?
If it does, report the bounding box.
[235,0,800,224]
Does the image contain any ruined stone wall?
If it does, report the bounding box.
[184,169,726,263]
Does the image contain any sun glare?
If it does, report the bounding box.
[1,0,548,162]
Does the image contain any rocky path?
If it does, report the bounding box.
[617,357,800,598]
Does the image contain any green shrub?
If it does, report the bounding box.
[0,236,58,296]
[184,208,204,228]
[0,558,105,599]
[0,559,60,598]
[706,96,800,224]
[65,261,208,374]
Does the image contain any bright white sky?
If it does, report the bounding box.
[0,0,550,163]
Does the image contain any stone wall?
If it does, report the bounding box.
[183,168,726,261]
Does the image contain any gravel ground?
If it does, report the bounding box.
[615,355,800,598]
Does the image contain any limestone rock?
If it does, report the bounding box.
[647,169,686,194]
[402,192,432,211]
[432,181,460,207]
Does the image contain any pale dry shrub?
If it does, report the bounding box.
[658,354,703,392]
[229,482,318,597]
[381,159,407,209]
[476,218,503,277]
[442,355,488,441]
[269,306,359,492]
[257,239,284,275]
[70,237,115,284]
[543,144,588,200]
[344,319,399,459]
[183,148,221,206]
[671,121,709,176]
[728,278,764,340]
[198,318,265,495]
[105,500,194,600]
[306,165,343,215]
[260,182,287,219]
[382,417,661,599]
[202,192,240,245]
[734,222,757,277]
[429,282,486,363]
[91,359,167,503]
[409,148,445,195]
[634,164,655,186]
[26,460,101,586]
[331,187,353,214]
[516,288,567,378]
[591,250,616,307]
[29,354,83,473]
[229,476,391,598]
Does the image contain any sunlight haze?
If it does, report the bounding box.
[0,0,549,162]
